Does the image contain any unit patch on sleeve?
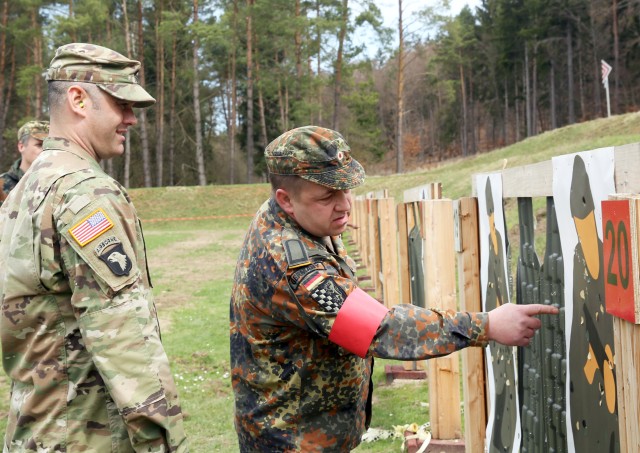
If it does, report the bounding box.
[97,242,132,276]
[69,208,114,246]
[305,274,346,313]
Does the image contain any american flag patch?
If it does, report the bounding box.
[303,272,325,291]
[69,209,114,246]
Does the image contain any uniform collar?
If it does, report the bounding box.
[42,136,103,171]
[8,158,24,180]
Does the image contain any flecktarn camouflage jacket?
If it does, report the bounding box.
[0,158,23,206]
[0,138,187,452]
[230,198,489,452]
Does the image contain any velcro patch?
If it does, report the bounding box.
[98,243,132,276]
[69,208,114,246]
[302,272,325,292]
[290,263,324,290]
[309,278,346,313]
[284,239,311,269]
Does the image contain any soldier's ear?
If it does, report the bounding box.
[68,85,89,116]
[275,188,296,218]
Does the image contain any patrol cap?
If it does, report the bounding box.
[17,120,49,141]
[265,126,365,190]
[45,43,155,108]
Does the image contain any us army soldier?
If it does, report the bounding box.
[0,120,49,206]
[0,43,188,451]
[230,125,558,451]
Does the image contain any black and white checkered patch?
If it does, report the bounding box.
[310,278,346,313]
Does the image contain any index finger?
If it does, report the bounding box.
[523,304,559,316]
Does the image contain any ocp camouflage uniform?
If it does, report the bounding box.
[0,137,187,451]
[0,158,23,206]
[230,126,489,452]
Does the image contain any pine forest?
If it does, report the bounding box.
[0,0,638,187]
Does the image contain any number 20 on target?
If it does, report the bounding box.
[602,199,640,324]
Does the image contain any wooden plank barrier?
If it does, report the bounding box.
[603,194,640,452]
[399,183,443,372]
[366,198,381,298]
[377,198,400,308]
[454,198,487,453]
[424,199,462,440]
[471,143,640,452]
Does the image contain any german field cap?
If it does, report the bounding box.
[17,120,49,141]
[45,43,155,108]
[265,126,365,190]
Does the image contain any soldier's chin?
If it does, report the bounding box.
[332,223,348,236]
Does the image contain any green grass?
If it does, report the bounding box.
[2,112,640,450]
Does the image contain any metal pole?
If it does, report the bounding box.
[605,78,611,117]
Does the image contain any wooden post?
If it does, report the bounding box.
[361,198,371,273]
[423,199,462,440]
[613,317,640,453]
[397,203,411,304]
[455,198,487,453]
[606,194,640,452]
[369,199,382,299]
[379,198,400,308]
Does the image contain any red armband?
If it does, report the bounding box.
[328,287,389,358]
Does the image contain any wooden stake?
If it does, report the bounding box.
[424,199,461,440]
[456,198,487,453]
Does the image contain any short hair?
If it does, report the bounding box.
[19,135,30,146]
[48,81,102,114]
[269,173,306,198]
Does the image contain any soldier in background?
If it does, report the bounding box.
[230,125,559,452]
[0,120,49,206]
[0,43,188,451]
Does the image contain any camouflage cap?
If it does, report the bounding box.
[17,120,49,141]
[45,43,155,108]
[265,126,365,190]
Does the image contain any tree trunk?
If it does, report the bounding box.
[228,0,238,184]
[332,0,348,130]
[515,69,520,142]
[503,78,508,144]
[122,0,132,187]
[459,60,468,155]
[155,1,165,186]
[316,0,322,124]
[577,37,585,120]
[566,25,575,124]
[550,62,557,129]
[469,68,476,154]
[169,31,177,186]
[396,0,404,171]
[68,0,76,41]
[0,0,9,160]
[531,44,537,135]
[192,0,206,185]
[294,0,302,102]
[589,5,602,117]
[137,0,152,187]
[277,69,285,130]
[31,8,43,118]
[524,46,532,136]
[255,59,268,151]
[245,0,255,183]
[612,0,619,112]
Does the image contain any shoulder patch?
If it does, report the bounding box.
[69,208,114,246]
[308,278,346,313]
[289,262,325,290]
[98,243,132,276]
[302,271,325,292]
[283,239,311,268]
